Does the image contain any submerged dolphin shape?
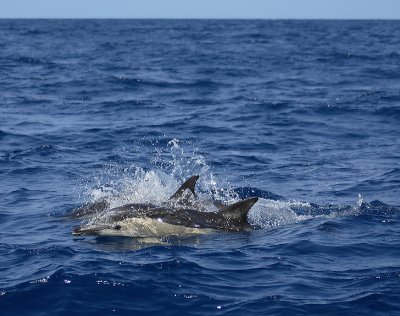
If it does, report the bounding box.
[69,198,110,219]
[72,175,258,238]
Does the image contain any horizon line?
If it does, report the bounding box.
[0,17,399,20]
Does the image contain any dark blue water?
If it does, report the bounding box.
[1,19,400,315]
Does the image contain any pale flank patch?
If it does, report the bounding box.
[86,217,214,238]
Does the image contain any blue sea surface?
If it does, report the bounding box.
[1,19,400,315]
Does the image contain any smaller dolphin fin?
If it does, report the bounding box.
[218,197,258,222]
[213,200,227,210]
[169,175,199,201]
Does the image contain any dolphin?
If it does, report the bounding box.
[72,175,258,238]
[69,175,200,219]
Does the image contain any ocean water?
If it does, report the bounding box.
[1,19,400,315]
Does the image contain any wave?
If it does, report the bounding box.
[0,129,11,140]
[9,55,57,68]
[111,75,223,90]
[374,106,400,119]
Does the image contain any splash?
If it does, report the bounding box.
[80,139,237,213]
[247,194,376,230]
[248,199,313,229]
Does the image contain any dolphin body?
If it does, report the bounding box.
[72,175,258,238]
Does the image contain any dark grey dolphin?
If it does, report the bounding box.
[72,175,258,238]
[69,175,200,219]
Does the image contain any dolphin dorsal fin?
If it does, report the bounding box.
[218,197,258,222]
[213,200,227,210]
[169,175,199,201]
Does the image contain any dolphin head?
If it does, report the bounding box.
[73,224,122,236]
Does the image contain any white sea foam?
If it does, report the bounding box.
[248,198,313,229]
